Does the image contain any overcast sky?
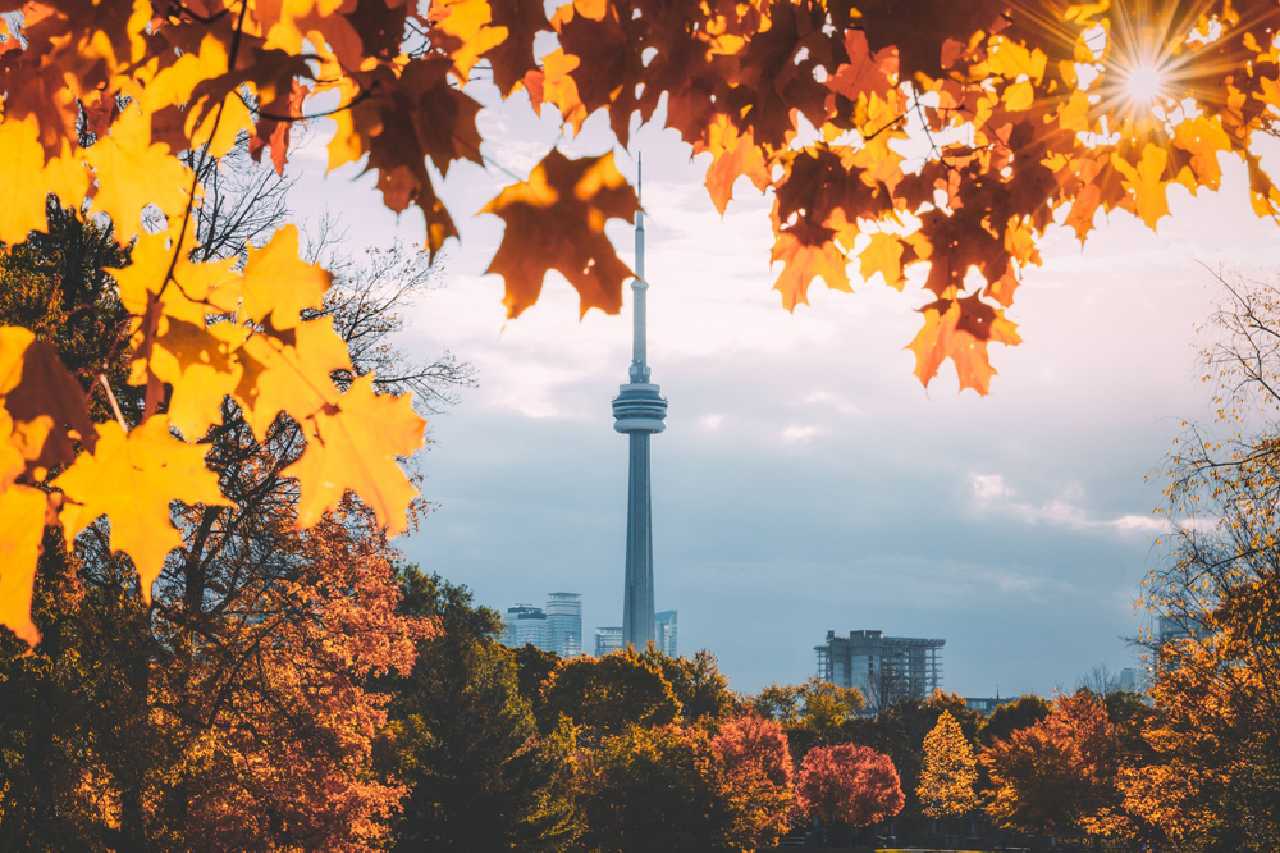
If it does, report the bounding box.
[285,84,1280,698]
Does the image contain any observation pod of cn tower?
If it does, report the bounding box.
[612,176,667,650]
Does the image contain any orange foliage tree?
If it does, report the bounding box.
[711,715,796,846]
[6,0,1280,641]
[796,743,905,833]
[1117,273,1280,852]
[980,690,1130,842]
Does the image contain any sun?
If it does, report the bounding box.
[1123,61,1168,108]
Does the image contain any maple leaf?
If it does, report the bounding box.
[86,106,192,243]
[241,225,331,330]
[909,294,1021,394]
[235,317,353,441]
[859,233,905,290]
[771,222,852,310]
[828,30,898,103]
[1112,144,1171,229]
[0,116,89,245]
[1,338,97,477]
[485,0,549,94]
[482,149,638,317]
[53,418,230,603]
[0,484,48,645]
[283,374,425,537]
[699,116,771,215]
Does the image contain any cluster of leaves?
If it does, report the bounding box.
[796,742,905,831]
[6,0,1280,641]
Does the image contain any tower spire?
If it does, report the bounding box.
[612,153,667,650]
[630,154,648,383]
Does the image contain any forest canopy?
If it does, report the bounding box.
[4,0,1280,643]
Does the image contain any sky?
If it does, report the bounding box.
[284,81,1280,698]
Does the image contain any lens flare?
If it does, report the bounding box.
[1123,62,1167,107]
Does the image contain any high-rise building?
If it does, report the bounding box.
[816,629,945,712]
[612,164,667,650]
[595,626,624,656]
[503,604,548,650]
[655,609,677,657]
[546,592,583,657]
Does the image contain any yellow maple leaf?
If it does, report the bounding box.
[0,484,48,645]
[860,233,905,289]
[241,225,331,330]
[0,117,90,245]
[134,319,248,440]
[771,229,851,310]
[1172,116,1230,191]
[53,418,229,603]
[1111,143,1170,229]
[235,317,352,441]
[284,374,426,536]
[114,232,243,322]
[87,106,192,243]
[431,0,510,79]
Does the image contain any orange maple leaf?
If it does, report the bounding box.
[482,149,638,317]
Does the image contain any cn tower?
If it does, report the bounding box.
[611,162,667,649]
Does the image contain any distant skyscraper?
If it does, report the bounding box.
[546,592,583,657]
[655,610,677,657]
[816,629,945,712]
[503,604,548,650]
[594,626,624,657]
[612,163,667,649]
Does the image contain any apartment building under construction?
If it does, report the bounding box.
[815,629,945,711]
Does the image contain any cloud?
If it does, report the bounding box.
[780,424,826,443]
[697,413,726,432]
[802,390,862,416]
[969,473,1170,535]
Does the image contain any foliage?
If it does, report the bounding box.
[796,742,905,830]
[980,690,1128,842]
[1118,272,1280,851]
[573,721,788,852]
[917,711,979,819]
[540,648,681,736]
[710,715,797,847]
[0,174,458,849]
[7,0,1280,641]
[639,646,736,725]
[978,695,1051,746]
[848,690,982,817]
[381,570,579,851]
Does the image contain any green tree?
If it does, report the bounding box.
[979,695,1051,747]
[383,570,579,851]
[639,647,736,724]
[573,724,749,852]
[541,649,681,737]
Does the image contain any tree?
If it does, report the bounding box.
[382,570,579,851]
[1115,271,1280,852]
[980,690,1127,843]
[710,715,796,847]
[796,743,905,839]
[917,711,979,820]
[8,0,1280,642]
[540,648,681,737]
[0,153,465,848]
[639,647,736,724]
[979,696,1050,747]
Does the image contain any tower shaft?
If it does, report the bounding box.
[612,167,666,650]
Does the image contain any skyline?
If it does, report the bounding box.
[285,85,1280,698]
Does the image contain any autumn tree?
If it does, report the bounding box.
[917,711,979,820]
[980,690,1129,843]
[639,646,737,724]
[0,147,464,847]
[539,648,681,737]
[8,0,1280,645]
[710,715,797,847]
[1116,271,1280,851]
[381,570,579,851]
[796,743,905,844]
[978,695,1051,747]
